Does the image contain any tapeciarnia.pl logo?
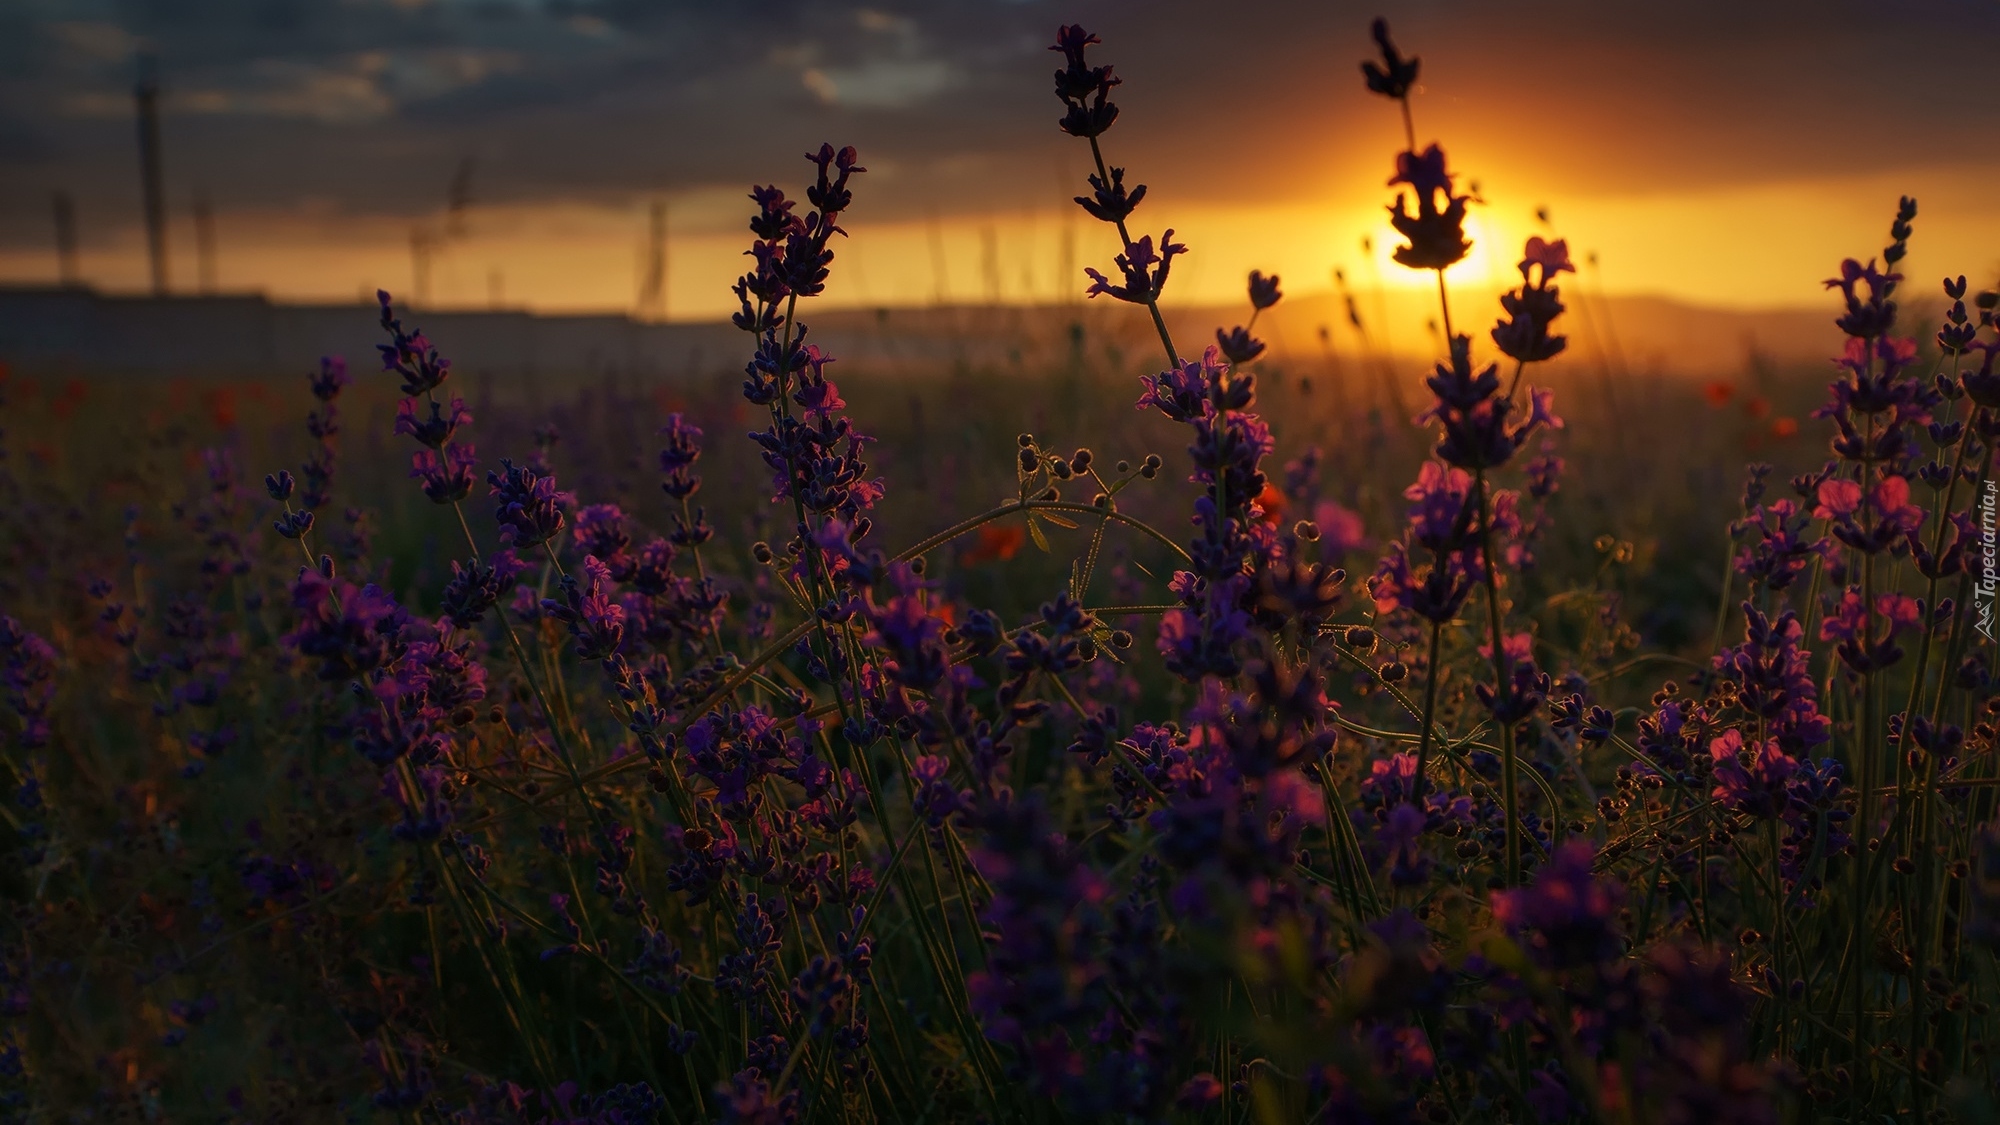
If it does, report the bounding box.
[1979,478,1998,643]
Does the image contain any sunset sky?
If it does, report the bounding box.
[3,0,1996,319]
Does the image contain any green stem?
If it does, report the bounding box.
[1084,134,1181,370]
[1411,618,1443,804]
[1474,467,1521,885]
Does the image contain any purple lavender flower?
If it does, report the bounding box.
[392,622,488,718]
[1490,840,1623,969]
[1818,588,1920,672]
[1939,274,1979,354]
[543,556,626,661]
[1387,146,1471,271]
[909,754,962,829]
[309,354,348,401]
[1157,585,1255,679]
[1404,461,1476,550]
[712,1068,798,1125]
[805,143,863,217]
[1215,271,1283,365]
[1247,269,1282,311]
[376,292,451,396]
[1051,25,1121,139]
[488,458,571,550]
[1731,499,1821,591]
[411,444,478,505]
[658,413,704,500]
[1135,349,1226,423]
[1084,232,1187,305]
[282,570,406,682]
[1812,471,1923,554]
[1707,730,1797,819]
[1824,259,1902,340]
[572,505,634,578]
[272,509,314,539]
[1492,237,1573,364]
[1213,325,1266,366]
[300,355,346,508]
[394,397,470,450]
[1419,336,1562,470]
[1779,757,1849,901]
[440,555,514,627]
[1074,164,1144,223]
[1361,18,1420,100]
[0,617,57,749]
[859,565,950,691]
[1959,335,2000,408]
[1525,444,1565,499]
[1711,606,1831,756]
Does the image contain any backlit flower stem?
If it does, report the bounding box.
[1086,135,1181,370]
[1411,615,1443,805]
[1769,815,1790,1054]
[676,493,725,660]
[1887,397,1979,848]
[443,486,609,834]
[1475,466,1521,885]
[535,542,700,828]
[1907,426,1995,1104]
[396,381,613,832]
[1851,404,1879,1103]
[767,289,867,737]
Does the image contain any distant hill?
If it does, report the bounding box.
[0,283,1849,382]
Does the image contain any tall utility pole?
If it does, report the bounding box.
[134,54,169,296]
[51,191,79,286]
[410,229,434,306]
[1058,223,1075,304]
[445,157,475,239]
[926,211,950,306]
[637,198,668,321]
[193,190,217,294]
[980,224,1000,306]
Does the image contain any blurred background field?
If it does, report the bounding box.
[2,281,1844,664]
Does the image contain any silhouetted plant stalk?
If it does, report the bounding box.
[1362,18,1567,886]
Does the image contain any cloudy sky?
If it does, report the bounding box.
[2,0,1996,316]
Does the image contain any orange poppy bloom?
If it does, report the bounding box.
[204,387,239,431]
[1255,482,1287,525]
[961,523,1026,565]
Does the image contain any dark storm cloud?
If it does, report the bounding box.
[2,0,1994,247]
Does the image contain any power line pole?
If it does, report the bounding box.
[411,229,434,307]
[980,224,1000,306]
[134,54,169,296]
[193,189,217,294]
[446,157,475,238]
[927,211,949,306]
[1059,224,1075,304]
[51,191,79,286]
[637,198,668,320]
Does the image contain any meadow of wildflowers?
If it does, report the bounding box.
[4,19,2000,1125]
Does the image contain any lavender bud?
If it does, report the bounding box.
[273,509,314,539]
